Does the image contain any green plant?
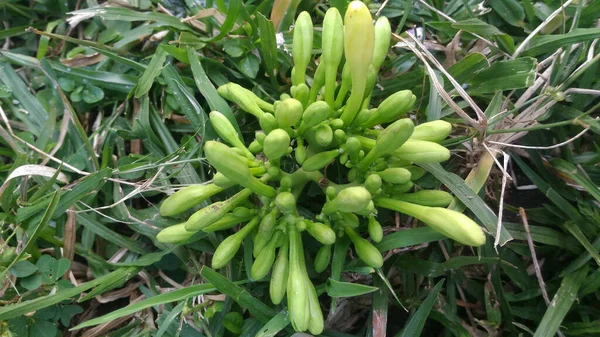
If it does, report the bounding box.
[156,1,485,334]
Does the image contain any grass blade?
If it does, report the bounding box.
[419,163,513,245]
[71,282,229,330]
[533,266,588,337]
[201,267,277,323]
[397,279,444,337]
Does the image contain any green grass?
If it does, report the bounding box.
[1,0,600,336]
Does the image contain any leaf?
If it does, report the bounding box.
[524,28,600,56]
[0,267,140,320]
[201,267,276,323]
[186,47,239,134]
[161,64,208,137]
[29,319,57,337]
[418,163,513,245]
[81,85,105,103]
[467,58,537,94]
[396,255,501,277]
[37,255,59,284]
[326,278,378,297]
[550,158,600,203]
[135,45,168,98]
[452,18,501,37]
[256,13,279,87]
[270,0,301,32]
[489,0,525,26]
[533,266,588,337]
[254,310,290,337]
[59,305,84,326]
[239,54,260,78]
[447,53,489,86]
[20,273,42,291]
[71,275,223,329]
[563,222,600,267]
[223,312,244,334]
[210,0,242,42]
[398,279,445,337]
[376,227,446,252]
[68,7,193,32]
[9,260,38,278]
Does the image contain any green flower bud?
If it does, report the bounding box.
[288,226,309,331]
[203,212,255,233]
[251,231,281,280]
[293,83,310,107]
[185,189,253,231]
[209,111,253,158]
[330,118,344,129]
[306,277,324,335]
[395,190,454,207]
[387,156,412,167]
[345,226,383,268]
[375,198,486,246]
[359,118,414,171]
[255,131,266,144]
[335,63,352,109]
[322,7,344,107]
[305,221,336,245]
[259,113,278,134]
[218,83,265,118]
[275,192,297,215]
[368,216,383,243]
[263,129,291,161]
[160,183,224,217]
[308,61,326,104]
[372,16,392,71]
[340,1,375,125]
[393,140,451,163]
[295,138,307,165]
[389,181,414,195]
[322,186,372,214]
[376,167,412,184]
[346,137,362,164]
[270,239,289,304]
[292,11,313,86]
[259,207,280,239]
[156,223,195,243]
[362,90,416,127]
[248,140,263,153]
[333,129,346,145]
[212,217,261,269]
[411,120,452,142]
[314,123,333,147]
[302,149,341,172]
[314,244,332,273]
[299,101,332,134]
[365,174,382,194]
[275,98,303,127]
[204,141,276,198]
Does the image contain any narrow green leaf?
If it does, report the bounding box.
[489,0,525,27]
[68,7,194,32]
[135,45,168,98]
[77,213,146,254]
[419,163,513,245]
[447,53,489,87]
[452,18,501,37]
[256,13,280,88]
[376,227,446,252]
[201,267,276,323]
[396,255,500,277]
[397,279,445,337]
[210,0,242,42]
[254,310,290,337]
[326,279,378,298]
[524,28,600,56]
[533,266,588,337]
[162,64,207,137]
[71,281,228,330]
[186,47,239,135]
[563,221,600,267]
[467,57,537,94]
[0,267,140,320]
